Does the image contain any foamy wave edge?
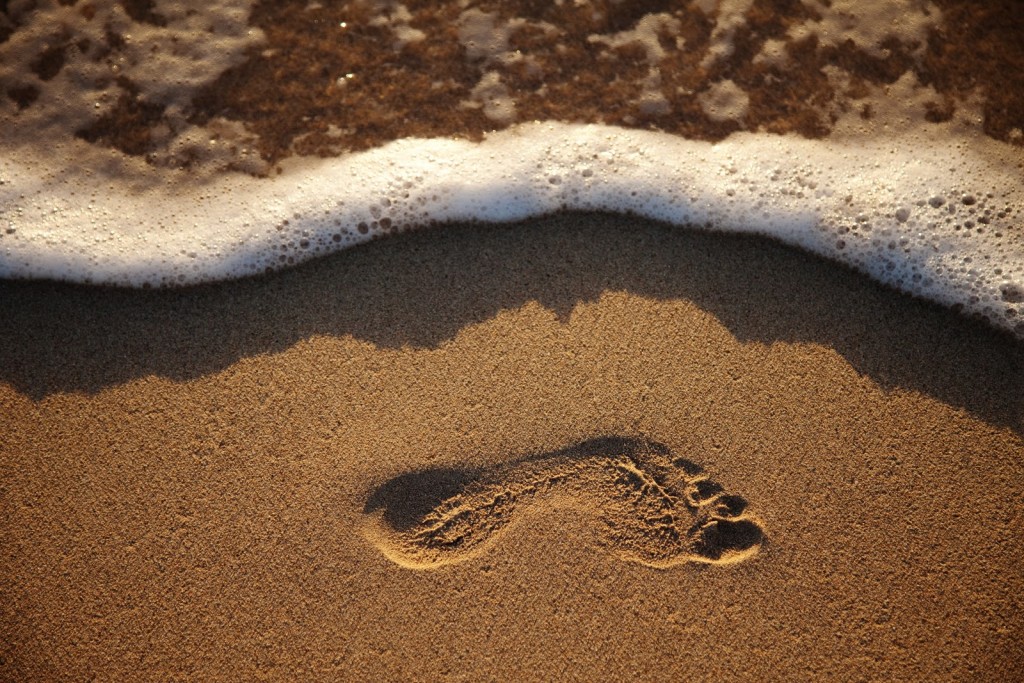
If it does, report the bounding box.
[1,122,1022,336]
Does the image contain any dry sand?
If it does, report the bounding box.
[2,213,1023,681]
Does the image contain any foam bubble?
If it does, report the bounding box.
[1,0,1023,339]
[700,0,755,67]
[789,0,939,58]
[2,119,1022,335]
[0,0,263,175]
[698,80,749,123]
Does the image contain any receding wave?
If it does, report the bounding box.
[1,0,1022,337]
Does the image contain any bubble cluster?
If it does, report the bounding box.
[2,118,1022,336]
[1,1,1022,339]
[0,0,264,175]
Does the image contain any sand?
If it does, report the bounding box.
[3,1,1023,679]
[2,214,1023,681]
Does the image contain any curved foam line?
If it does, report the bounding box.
[1,122,1021,334]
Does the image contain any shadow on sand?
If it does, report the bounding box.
[1,212,1021,431]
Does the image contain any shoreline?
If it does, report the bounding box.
[5,123,1023,339]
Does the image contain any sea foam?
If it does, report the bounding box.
[2,116,1022,335]
[1,0,1022,337]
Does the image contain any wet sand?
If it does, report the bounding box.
[2,213,1022,681]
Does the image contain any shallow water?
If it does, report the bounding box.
[1,0,1022,335]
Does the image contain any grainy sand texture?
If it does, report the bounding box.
[2,215,1023,680]
[3,1,1024,680]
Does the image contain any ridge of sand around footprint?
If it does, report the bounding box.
[363,436,764,569]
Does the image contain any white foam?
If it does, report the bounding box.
[753,39,788,68]
[369,3,426,49]
[0,0,263,171]
[2,0,1023,338]
[463,71,517,124]
[700,0,755,68]
[698,80,749,123]
[588,12,682,119]
[458,9,518,63]
[588,13,682,63]
[2,119,1022,334]
[789,0,939,57]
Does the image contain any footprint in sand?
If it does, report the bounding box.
[362,437,764,569]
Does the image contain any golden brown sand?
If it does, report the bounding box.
[1,214,1022,680]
